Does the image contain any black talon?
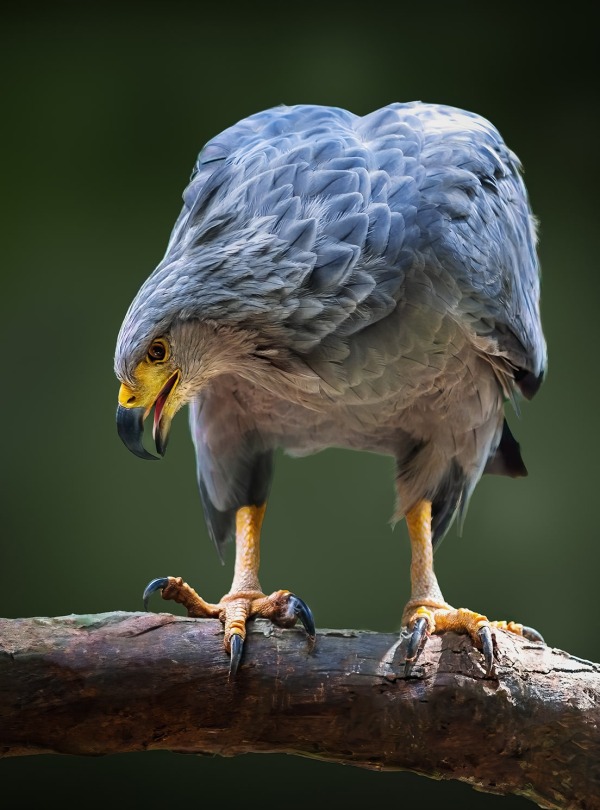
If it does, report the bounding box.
[143,577,170,611]
[522,625,545,644]
[404,616,428,676]
[289,594,316,640]
[229,633,244,678]
[478,625,495,677]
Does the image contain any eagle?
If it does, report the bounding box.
[115,102,546,676]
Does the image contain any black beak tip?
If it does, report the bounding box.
[155,431,169,458]
[116,404,159,460]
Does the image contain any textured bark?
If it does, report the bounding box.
[0,612,598,809]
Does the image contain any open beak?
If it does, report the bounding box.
[116,371,180,460]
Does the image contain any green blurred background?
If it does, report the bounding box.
[1,3,596,808]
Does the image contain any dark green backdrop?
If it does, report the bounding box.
[1,4,596,808]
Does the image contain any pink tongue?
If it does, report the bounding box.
[152,394,165,441]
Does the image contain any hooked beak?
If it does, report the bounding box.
[116,405,158,459]
[116,371,180,460]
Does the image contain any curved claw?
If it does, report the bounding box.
[143,577,170,611]
[478,625,496,677]
[289,594,316,640]
[404,616,428,676]
[229,633,244,678]
[522,625,545,644]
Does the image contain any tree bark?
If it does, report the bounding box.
[0,612,598,809]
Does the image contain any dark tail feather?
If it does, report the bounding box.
[484,419,528,478]
[196,480,236,564]
[196,448,274,562]
[515,368,544,400]
[431,460,467,548]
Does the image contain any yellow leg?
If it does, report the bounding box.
[221,504,268,647]
[143,501,315,676]
[229,504,266,593]
[403,499,491,635]
[401,499,542,676]
[403,499,485,631]
[403,499,446,616]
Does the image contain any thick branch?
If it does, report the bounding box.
[0,612,598,809]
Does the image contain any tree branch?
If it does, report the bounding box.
[0,612,598,809]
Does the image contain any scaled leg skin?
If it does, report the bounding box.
[402,499,544,677]
[143,503,315,677]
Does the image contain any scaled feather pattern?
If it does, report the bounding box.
[115,102,546,552]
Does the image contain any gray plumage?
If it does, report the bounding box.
[115,102,546,555]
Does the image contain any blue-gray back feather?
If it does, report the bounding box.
[115,102,546,549]
[119,103,543,373]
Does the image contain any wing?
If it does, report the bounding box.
[166,103,545,391]
[407,103,546,394]
[165,103,546,552]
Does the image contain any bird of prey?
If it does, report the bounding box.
[115,102,546,677]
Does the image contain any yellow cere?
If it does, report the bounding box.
[117,358,178,411]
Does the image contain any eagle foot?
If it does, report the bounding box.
[403,603,544,677]
[143,577,315,677]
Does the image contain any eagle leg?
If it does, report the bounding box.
[402,500,544,677]
[142,504,315,677]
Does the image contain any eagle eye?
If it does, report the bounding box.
[148,339,168,362]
